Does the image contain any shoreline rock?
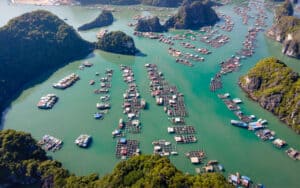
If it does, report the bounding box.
[0,10,93,120]
[96,31,139,55]
[164,0,219,30]
[78,10,114,31]
[266,1,300,59]
[135,16,167,32]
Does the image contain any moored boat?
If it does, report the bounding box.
[272,138,287,148]
[230,120,248,128]
[119,118,124,129]
[75,134,91,148]
[286,148,300,160]
[94,112,103,119]
[96,103,110,110]
[89,80,95,85]
[37,94,58,109]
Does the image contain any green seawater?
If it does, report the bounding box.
[1,1,300,187]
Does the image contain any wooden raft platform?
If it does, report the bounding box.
[152,140,177,156]
[174,135,197,143]
[168,126,196,134]
[115,139,139,158]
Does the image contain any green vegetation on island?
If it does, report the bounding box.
[78,10,114,31]
[275,0,294,21]
[96,31,139,55]
[239,57,300,133]
[0,129,233,187]
[135,16,167,32]
[164,0,220,30]
[0,10,92,113]
[266,0,300,58]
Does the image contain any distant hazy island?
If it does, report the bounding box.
[0,129,232,187]
[267,0,300,58]
[164,0,220,29]
[78,10,114,31]
[13,0,222,7]
[134,0,220,32]
[0,10,92,113]
[240,57,300,133]
[96,31,139,55]
[77,0,185,7]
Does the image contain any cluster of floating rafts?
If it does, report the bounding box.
[37,94,58,109]
[75,134,92,148]
[94,69,114,120]
[219,92,300,160]
[38,134,62,152]
[52,73,80,89]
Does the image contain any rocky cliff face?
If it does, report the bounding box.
[282,32,300,58]
[96,31,139,55]
[164,0,219,30]
[266,1,300,59]
[135,16,166,32]
[78,10,114,31]
[239,57,300,133]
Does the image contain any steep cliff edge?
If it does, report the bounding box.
[164,0,219,30]
[135,16,167,32]
[78,10,114,31]
[266,0,300,58]
[239,57,300,133]
[96,31,139,55]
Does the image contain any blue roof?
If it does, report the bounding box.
[94,113,103,119]
[241,176,251,181]
[120,138,127,144]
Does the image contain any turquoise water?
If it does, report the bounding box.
[2,1,300,187]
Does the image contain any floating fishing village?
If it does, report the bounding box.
[218,92,295,152]
[32,0,299,185]
[2,0,300,187]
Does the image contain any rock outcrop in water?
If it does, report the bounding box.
[96,31,139,55]
[164,0,219,30]
[78,10,114,31]
[135,16,167,32]
[266,0,300,59]
[0,10,92,113]
[239,57,300,133]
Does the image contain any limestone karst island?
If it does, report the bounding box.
[1,0,300,187]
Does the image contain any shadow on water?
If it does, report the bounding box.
[0,51,95,130]
[95,49,146,65]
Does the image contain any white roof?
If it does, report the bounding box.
[190,157,199,163]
